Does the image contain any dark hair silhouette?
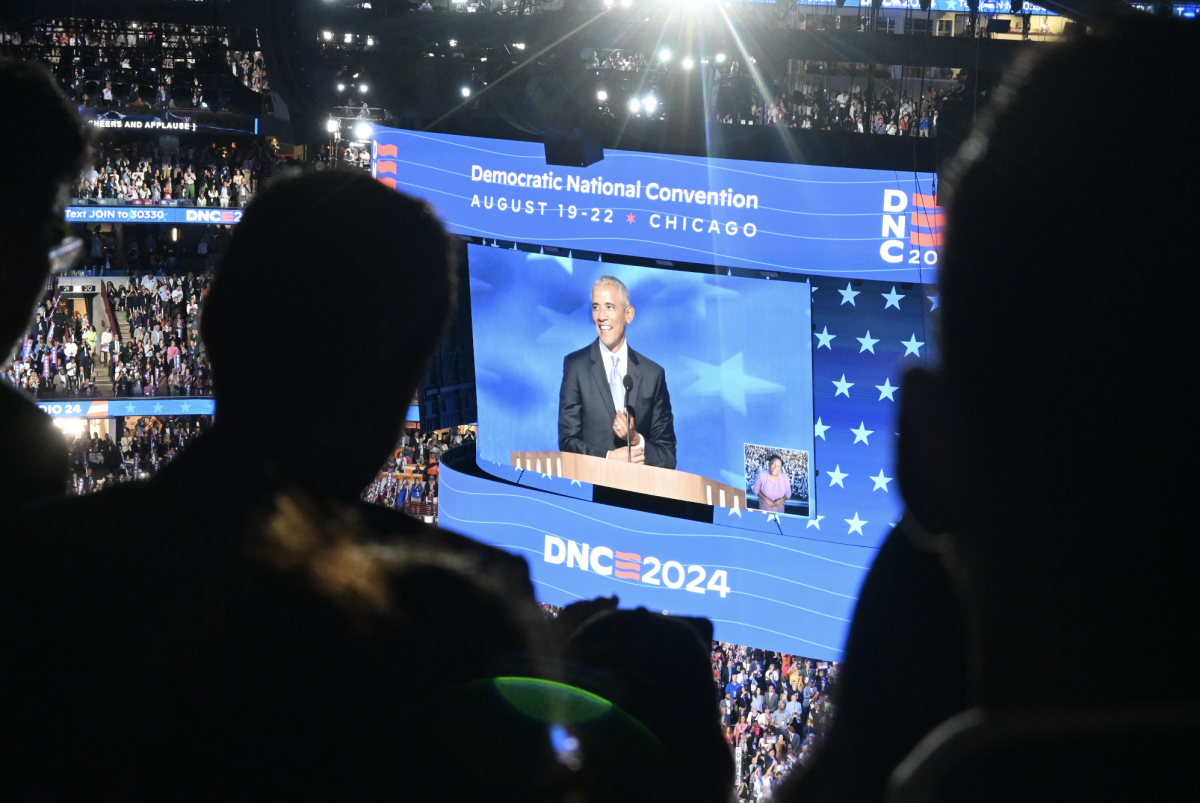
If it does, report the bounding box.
[200,170,456,500]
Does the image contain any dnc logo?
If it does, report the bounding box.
[184,209,242,224]
[879,190,941,266]
[542,535,730,597]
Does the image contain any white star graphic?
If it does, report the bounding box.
[681,353,785,416]
[826,465,848,488]
[814,326,836,350]
[766,513,780,523]
[180,402,191,413]
[901,334,925,357]
[875,378,897,401]
[152,403,163,413]
[882,286,905,310]
[806,514,825,530]
[845,512,867,536]
[814,417,830,440]
[837,282,860,306]
[727,505,742,518]
[124,403,135,414]
[850,422,874,445]
[810,285,819,294]
[832,374,854,398]
[870,470,893,492]
[570,479,582,486]
[541,472,552,480]
[856,330,879,354]
[928,294,939,311]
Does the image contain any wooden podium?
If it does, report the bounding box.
[510,450,746,510]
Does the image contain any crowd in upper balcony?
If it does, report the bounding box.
[72,137,274,206]
[715,69,959,136]
[0,19,267,112]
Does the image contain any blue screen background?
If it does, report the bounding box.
[469,245,816,499]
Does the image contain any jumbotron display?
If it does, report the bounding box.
[373,127,938,658]
[470,246,816,516]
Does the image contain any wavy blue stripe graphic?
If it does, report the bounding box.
[388,130,546,158]
[525,554,853,621]
[707,619,844,654]
[531,579,588,600]
[439,477,871,569]
[491,531,852,621]
[395,183,888,244]
[394,162,897,219]
[728,589,851,622]
[428,227,913,276]
[479,525,859,604]
[603,152,927,185]
[699,565,859,600]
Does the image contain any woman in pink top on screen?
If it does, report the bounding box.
[752,455,792,514]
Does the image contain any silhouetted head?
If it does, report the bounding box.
[0,59,89,358]
[562,608,733,803]
[898,17,1198,704]
[62,493,556,801]
[202,170,455,501]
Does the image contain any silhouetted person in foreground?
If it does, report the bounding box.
[1,172,545,799]
[778,15,1197,803]
[560,607,734,803]
[0,60,89,508]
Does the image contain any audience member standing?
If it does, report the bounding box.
[0,59,89,508]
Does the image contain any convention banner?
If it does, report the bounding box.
[370,127,941,283]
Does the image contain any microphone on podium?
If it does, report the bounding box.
[623,375,634,463]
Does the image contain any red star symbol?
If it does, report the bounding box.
[626,213,636,224]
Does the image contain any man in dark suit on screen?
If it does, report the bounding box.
[559,275,677,469]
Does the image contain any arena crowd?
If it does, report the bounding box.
[714,76,955,136]
[714,643,838,801]
[63,414,210,494]
[73,138,274,207]
[108,274,213,396]
[0,18,268,109]
[362,426,476,521]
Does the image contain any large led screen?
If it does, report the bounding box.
[470,245,816,514]
[379,129,941,656]
[370,127,939,284]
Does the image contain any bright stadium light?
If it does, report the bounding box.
[461,86,471,97]
[659,49,671,62]
[344,33,353,44]
[597,89,608,101]
[716,53,726,63]
[513,43,526,50]
[322,31,333,41]
[620,0,632,6]
[326,118,339,134]
[681,57,694,69]
[337,82,346,92]
[359,84,368,93]
[354,121,373,140]
[449,39,458,47]
[628,98,641,113]
[642,94,657,114]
